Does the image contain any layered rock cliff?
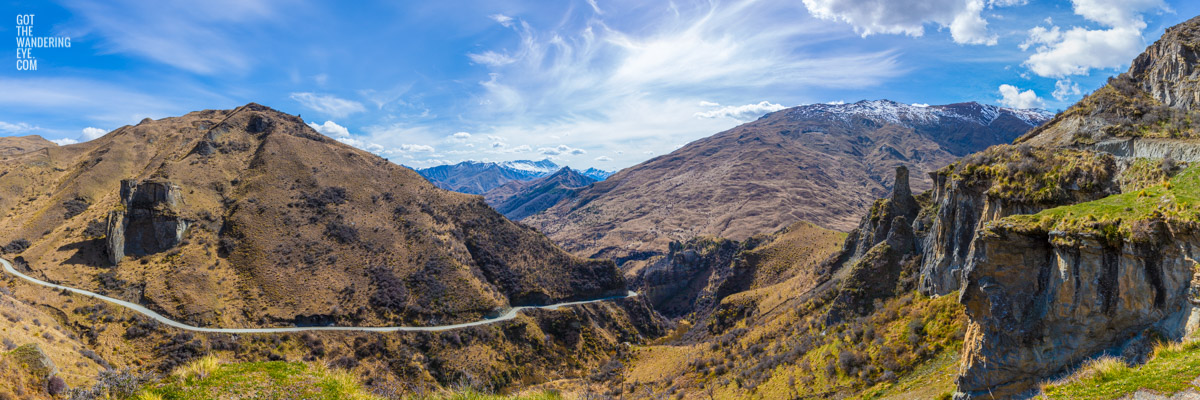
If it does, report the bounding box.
[105,179,189,265]
[918,146,1120,295]
[941,15,1200,399]
[956,214,1200,398]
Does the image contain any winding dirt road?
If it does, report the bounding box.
[0,257,636,333]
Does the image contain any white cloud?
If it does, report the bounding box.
[82,127,108,140]
[468,51,518,67]
[801,0,1001,45]
[0,121,36,134]
[289,92,366,118]
[1052,79,1082,101]
[695,101,787,121]
[489,13,514,27]
[538,145,586,155]
[1020,0,1167,78]
[452,132,471,139]
[595,156,612,161]
[457,2,914,168]
[335,137,384,153]
[472,2,903,118]
[1072,0,1164,27]
[998,84,1045,109]
[306,120,351,137]
[399,144,435,152]
[912,103,930,107]
[50,138,79,146]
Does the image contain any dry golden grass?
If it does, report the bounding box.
[0,103,624,330]
[173,355,221,380]
[0,288,108,387]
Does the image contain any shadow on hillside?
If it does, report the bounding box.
[59,239,107,267]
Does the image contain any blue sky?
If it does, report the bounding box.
[2,0,1198,169]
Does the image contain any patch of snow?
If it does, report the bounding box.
[785,99,1052,127]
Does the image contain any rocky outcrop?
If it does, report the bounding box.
[843,166,920,263]
[812,167,925,323]
[917,147,1121,296]
[1128,15,1200,110]
[955,218,1200,399]
[1092,138,1200,162]
[105,179,189,265]
[918,172,1048,295]
[10,344,57,381]
[634,237,747,318]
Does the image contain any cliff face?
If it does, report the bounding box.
[105,180,189,265]
[916,147,1120,296]
[941,15,1200,399]
[956,218,1200,398]
[1129,15,1200,110]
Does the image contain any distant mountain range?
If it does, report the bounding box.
[415,159,612,195]
[484,167,597,220]
[524,100,1053,262]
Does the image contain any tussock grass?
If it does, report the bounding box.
[139,358,561,400]
[172,354,220,380]
[1041,339,1200,399]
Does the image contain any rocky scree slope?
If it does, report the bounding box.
[524,101,1050,266]
[0,103,628,330]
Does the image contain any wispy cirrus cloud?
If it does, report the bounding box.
[58,0,286,75]
[454,0,905,167]
[0,121,37,134]
[290,93,366,118]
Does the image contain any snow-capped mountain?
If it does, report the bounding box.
[498,159,560,176]
[581,168,615,181]
[416,159,612,195]
[784,100,1053,128]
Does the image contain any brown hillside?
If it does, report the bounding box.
[525,100,1048,261]
[0,135,55,157]
[0,103,624,329]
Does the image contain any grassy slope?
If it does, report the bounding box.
[613,291,964,399]
[138,356,564,400]
[1000,161,1198,239]
[1042,340,1200,399]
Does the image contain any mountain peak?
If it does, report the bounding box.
[1128,15,1200,109]
[776,99,1052,128]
